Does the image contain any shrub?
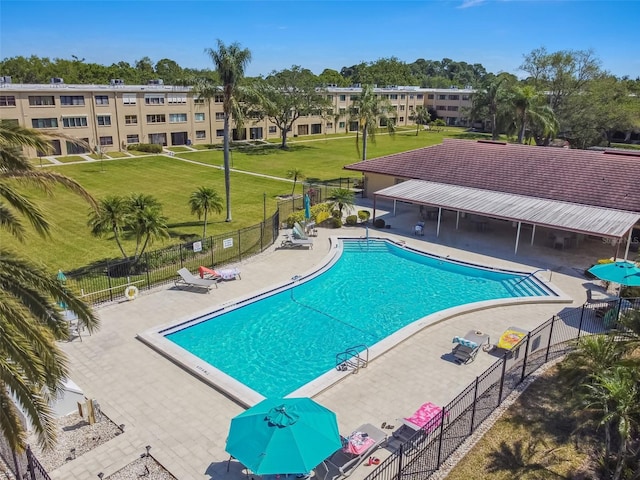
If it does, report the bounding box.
[357,210,370,223]
[331,209,342,219]
[127,143,163,153]
[285,211,306,228]
[373,218,386,228]
[315,210,331,225]
[329,217,343,228]
[345,215,358,226]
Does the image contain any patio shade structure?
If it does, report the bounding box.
[587,261,640,287]
[225,397,341,475]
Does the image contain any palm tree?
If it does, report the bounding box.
[88,195,129,258]
[188,186,223,239]
[558,334,623,388]
[329,188,355,216]
[127,193,169,261]
[204,40,252,222]
[350,84,395,161]
[0,120,99,452]
[286,168,304,196]
[410,106,431,135]
[470,74,512,140]
[508,85,558,144]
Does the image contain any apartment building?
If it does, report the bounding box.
[0,79,474,157]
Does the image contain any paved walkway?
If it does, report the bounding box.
[51,201,615,479]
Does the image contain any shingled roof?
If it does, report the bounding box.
[344,139,640,213]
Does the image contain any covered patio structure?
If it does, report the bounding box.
[371,179,640,258]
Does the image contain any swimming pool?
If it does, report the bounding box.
[140,238,561,405]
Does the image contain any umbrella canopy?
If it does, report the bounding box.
[57,269,67,282]
[304,194,311,220]
[588,261,640,287]
[226,397,341,475]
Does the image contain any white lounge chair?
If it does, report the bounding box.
[319,423,387,480]
[175,268,219,293]
[281,234,313,249]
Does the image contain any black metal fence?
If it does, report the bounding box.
[364,297,640,480]
[277,178,361,221]
[64,212,280,306]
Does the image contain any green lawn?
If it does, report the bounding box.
[105,151,130,158]
[7,156,292,272]
[11,127,475,272]
[54,155,88,163]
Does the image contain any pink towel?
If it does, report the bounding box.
[343,431,375,455]
[404,402,443,431]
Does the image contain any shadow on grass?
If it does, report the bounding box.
[239,144,313,155]
[487,439,572,479]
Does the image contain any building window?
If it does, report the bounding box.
[125,115,137,125]
[268,126,277,134]
[416,94,423,100]
[400,94,405,99]
[437,105,447,111]
[409,95,414,99]
[31,118,58,128]
[126,134,139,144]
[408,105,414,111]
[28,95,55,106]
[62,117,88,127]
[438,94,446,100]
[350,95,358,101]
[193,96,204,104]
[447,106,459,111]
[144,94,165,105]
[390,94,398,100]
[399,116,404,122]
[66,139,89,154]
[428,94,435,100]
[339,121,345,129]
[95,95,109,105]
[215,112,225,121]
[214,95,224,103]
[99,136,113,146]
[148,133,167,146]
[326,95,333,101]
[146,114,166,123]
[449,95,460,100]
[216,129,224,137]
[195,130,206,139]
[194,112,205,122]
[60,95,85,106]
[338,107,346,115]
[123,94,137,105]
[169,113,187,123]
[339,95,346,102]
[168,94,187,104]
[97,115,111,126]
[0,95,16,106]
[326,122,333,129]
[462,95,470,101]
[400,105,405,111]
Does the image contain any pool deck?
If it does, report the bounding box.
[52,200,621,479]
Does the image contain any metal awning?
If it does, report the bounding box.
[375,180,639,238]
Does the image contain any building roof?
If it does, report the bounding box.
[376,180,640,238]
[345,139,640,213]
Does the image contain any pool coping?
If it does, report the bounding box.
[136,236,571,407]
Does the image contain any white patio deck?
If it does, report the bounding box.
[50,200,622,480]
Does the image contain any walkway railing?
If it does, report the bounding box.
[364,297,640,480]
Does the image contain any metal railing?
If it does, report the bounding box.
[364,297,640,480]
[62,211,280,306]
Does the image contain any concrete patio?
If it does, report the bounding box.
[50,199,625,480]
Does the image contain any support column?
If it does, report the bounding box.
[437,208,442,237]
[531,224,536,245]
[393,199,397,216]
[456,211,460,230]
[515,221,522,254]
[372,196,377,222]
[624,229,632,260]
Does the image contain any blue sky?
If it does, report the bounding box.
[1,0,639,79]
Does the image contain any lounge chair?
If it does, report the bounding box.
[175,267,219,293]
[451,330,490,364]
[281,234,313,249]
[319,423,387,480]
[495,327,528,352]
[293,222,310,239]
[392,402,447,444]
[198,265,241,280]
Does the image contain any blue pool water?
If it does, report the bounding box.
[165,239,550,397]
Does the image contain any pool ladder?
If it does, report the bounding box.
[336,345,369,374]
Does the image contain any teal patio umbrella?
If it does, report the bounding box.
[588,261,640,287]
[225,397,341,475]
[56,269,68,308]
[304,193,311,220]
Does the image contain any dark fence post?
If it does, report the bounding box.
[498,354,508,405]
[577,305,586,338]
[106,260,113,302]
[436,407,447,468]
[238,231,242,261]
[520,334,531,383]
[544,316,556,363]
[145,251,151,290]
[469,376,479,435]
[25,445,35,480]
[210,235,215,266]
[397,443,403,480]
[179,244,184,268]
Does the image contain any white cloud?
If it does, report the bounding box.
[458,0,486,8]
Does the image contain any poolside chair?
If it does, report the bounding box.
[451,330,490,364]
[392,402,448,445]
[175,267,219,293]
[319,423,387,480]
[281,234,314,249]
[198,265,241,281]
[495,327,528,352]
[293,222,310,239]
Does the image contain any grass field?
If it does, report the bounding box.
[446,366,595,479]
[9,128,480,272]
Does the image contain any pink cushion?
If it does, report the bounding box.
[404,402,443,431]
[343,431,376,455]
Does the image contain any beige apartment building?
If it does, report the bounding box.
[0,79,474,157]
